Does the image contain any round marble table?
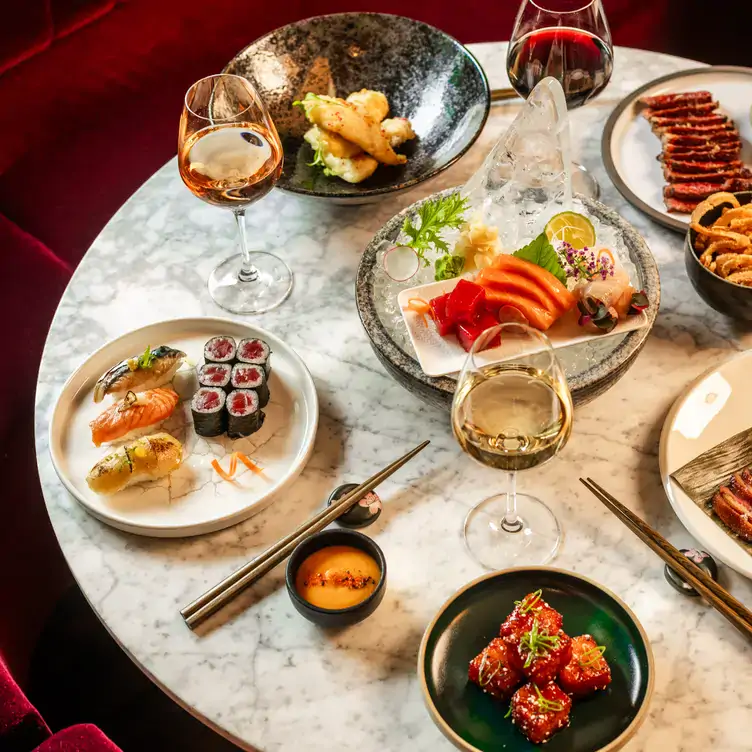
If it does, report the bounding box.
[35,43,752,751]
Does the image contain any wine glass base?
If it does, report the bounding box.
[572,162,600,200]
[208,252,293,314]
[463,493,561,571]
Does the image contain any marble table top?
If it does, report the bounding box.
[35,42,752,751]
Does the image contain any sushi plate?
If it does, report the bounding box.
[659,349,752,579]
[602,66,752,233]
[398,278,648,378]
[49,318,319,538]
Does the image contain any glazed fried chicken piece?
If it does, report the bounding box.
[558,635,612,697]
[468,638,524,700]
[510,682,572,745]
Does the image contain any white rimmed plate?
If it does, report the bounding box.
[398,278,647,378]
[49,317,319,538]
[603,66,752,233]
[659,349,752,578]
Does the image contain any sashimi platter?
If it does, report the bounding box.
[49,318,318,537]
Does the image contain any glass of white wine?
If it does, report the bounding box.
[451,322,573,570]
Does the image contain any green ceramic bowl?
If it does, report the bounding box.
[418,567,654,752]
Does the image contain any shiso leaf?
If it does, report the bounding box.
[512,233,568,286]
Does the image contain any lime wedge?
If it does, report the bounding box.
[545,211,596,250]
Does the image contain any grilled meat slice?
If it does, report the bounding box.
[660,146,742,162]
[639,90,713,109]
[643,101,719,120]
[665,197,701,213]
[662,159,743,174]
[730,468,752,503]
[650,114,728,129]
[663,166,750,183]
[662,132,741,148]
[664,178,752,201]
[713,486,752,541]
[656,123,737,137]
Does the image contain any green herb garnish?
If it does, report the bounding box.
[307,144,336,177]
[533,684,564,713]
[519,619,561,668]
[477,653,501,688]
[136,346,156,370]
[513,232,567,285]
[578,645,606,668]
[504,704,513,719]
[434,253,465,281]
[514,589,543,615]
[401,193,469,267]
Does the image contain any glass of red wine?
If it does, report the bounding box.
[507,0,613,198]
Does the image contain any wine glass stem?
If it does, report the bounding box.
[233,208,258,283]
[501,471,523,533]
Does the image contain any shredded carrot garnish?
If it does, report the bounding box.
[401,297,433,327]
[597,248,615,266]
[235,452,268,479]
[228,453,238,477]
[211,458,236,482]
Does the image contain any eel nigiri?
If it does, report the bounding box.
[86,433,183,495]
[93,345,186,403]
[89,388,180,446]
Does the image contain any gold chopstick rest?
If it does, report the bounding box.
[181,440,430,630]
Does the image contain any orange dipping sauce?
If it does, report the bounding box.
[295,545,381,610]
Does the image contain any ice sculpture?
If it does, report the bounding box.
[462,77,573,250]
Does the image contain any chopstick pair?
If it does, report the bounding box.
[580,477,752,641]
[181,440,430,630]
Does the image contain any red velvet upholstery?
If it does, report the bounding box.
[0,2,53,75]
[33,724,123,752]
[51,0,117,39]
[0,654,50,752]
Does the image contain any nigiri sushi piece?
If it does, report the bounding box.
[89,388,180,446]
[86,432,183,495]
[93,345,186,403]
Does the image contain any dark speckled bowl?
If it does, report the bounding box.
[224,13,490,204]
[355,189,660,409]
[685,191,752,320]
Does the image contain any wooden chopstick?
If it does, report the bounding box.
[181,440,430,629]
[580,478,752,640]
[490,87,519,103]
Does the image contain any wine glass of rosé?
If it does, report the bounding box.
[451,323,573,570]
[507,0,613,199]
[179,74,290,314]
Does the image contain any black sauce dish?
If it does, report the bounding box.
[285,528,387,627]
[685,191,752,320]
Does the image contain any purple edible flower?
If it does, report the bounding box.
[557,241,615,282]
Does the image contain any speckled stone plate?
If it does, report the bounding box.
[224,13,490,204]
[355,189,660,408]
[418,568,654,752]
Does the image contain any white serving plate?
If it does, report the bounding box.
[659,349,752,578]
[398,278,647,378]
[49,318,318,538]
[603,66,752,233]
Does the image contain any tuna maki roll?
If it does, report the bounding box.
[204,336,236,364]
[198,363,232,392]
[230,364,269,407]
[226,389,265,439]
[191,387,227,437]
[236,338,271,376]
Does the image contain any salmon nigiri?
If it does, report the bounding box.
[90,388,180,446]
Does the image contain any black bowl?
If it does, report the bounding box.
[419,568,654,752]
[685,191,752,320]
[224,13,490,204]
[285,529,387,627]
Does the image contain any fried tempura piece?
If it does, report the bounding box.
[303,126,379,184]
[298,93,406,165]
[381,117,416,147]
[346,89,389,122]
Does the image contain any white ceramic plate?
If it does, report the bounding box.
[659,350,752,578]
[49,318,318,538]
[398,278,647,378]
[603,66,752,233]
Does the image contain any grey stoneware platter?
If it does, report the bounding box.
[224,13,490,204]
[355,189,661,409]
